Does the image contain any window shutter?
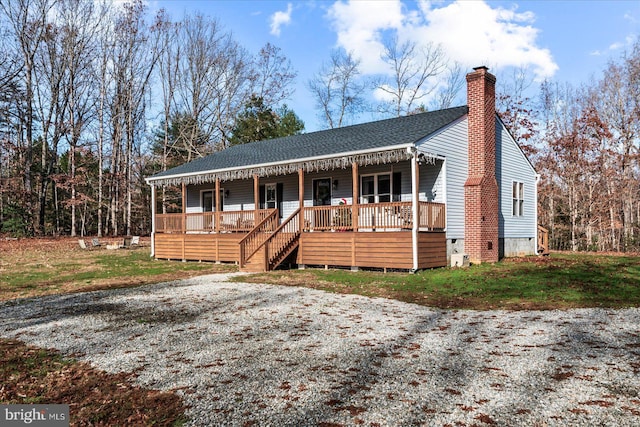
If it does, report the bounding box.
[392,172,402,202]
[277,183,284,218]
[259,185,265,209]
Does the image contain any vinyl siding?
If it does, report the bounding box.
[417,117,468,239]
[496,120,537,239]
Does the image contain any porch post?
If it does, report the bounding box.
[182,182,187,233]
[411,152,419,271]
[215,178,221,233]
[253,174,259,211]
[352,162,358,232]
[298,168,304,214]
[150,184,156,257]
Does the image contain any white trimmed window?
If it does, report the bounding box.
[512,181,524,217]
[360,173,391,203]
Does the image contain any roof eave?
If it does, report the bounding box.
[146,143,418,186]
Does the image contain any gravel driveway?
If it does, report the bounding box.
[1,273,639,426]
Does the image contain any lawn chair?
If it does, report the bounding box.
[121,236,132,249]
[91,238,102,248]
[130,236,140,247]
[78,239,88,249]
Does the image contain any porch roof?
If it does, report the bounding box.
[147,105,468,186]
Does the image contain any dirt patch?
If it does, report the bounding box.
[0,338,186,426]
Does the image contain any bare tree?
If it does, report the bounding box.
[592,41,640,249]
[376,36,446,117]
[430,61,464,111]
[173,13,251,154]
[0,0,54,234]
[308,49,366,129]
[251,42,297,109]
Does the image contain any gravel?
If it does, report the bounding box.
[1,273,639,426]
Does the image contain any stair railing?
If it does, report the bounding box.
[239,209,278,267]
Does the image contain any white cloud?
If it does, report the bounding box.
[327,0,404,73]
[327,0,558,80]
[609,41,624,50]
[624,12,638,24]
[270,3,293,36]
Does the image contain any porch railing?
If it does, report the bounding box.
[239,209,279,267]
[303,201,445,232]
[155,202,445,234]
[264,207,301,269]
[156,209,275,233]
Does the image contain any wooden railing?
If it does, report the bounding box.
[157,202,445,235]
[239,209,279,267]
[155,209,274,233]
[303,201,445,232]
[418,201,446,230]
[303,205,352,231]
[156,214,184,233]
[264,207,301,269]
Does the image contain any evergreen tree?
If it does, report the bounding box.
[229,96,304,145]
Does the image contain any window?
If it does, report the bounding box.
[202,191,214,212]
[512,181,524,217]
[360,173,391,203]
[201,189,224,212]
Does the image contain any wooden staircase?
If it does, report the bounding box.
[240,208,301,272]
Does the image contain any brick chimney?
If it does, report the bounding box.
[464,66,499,263]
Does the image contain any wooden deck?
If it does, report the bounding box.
[153,202,447,270]
[154,233,244,262]
[298,231,446,270]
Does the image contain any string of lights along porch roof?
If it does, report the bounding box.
[150,147,438,187]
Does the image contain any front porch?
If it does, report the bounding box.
[153,201,447,271]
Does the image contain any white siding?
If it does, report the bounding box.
[496,120,537,239]
[417,117,468,239]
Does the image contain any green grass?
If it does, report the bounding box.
[237,253,640,310]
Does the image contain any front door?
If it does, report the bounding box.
[313,178,332,206]
[312,178,332,229]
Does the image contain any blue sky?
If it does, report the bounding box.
[152,0,640,131]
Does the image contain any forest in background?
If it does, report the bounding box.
[0,0,639,253]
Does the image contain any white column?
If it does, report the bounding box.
[411,152,419,272]
[150,183,156,257]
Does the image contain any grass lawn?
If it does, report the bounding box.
[236,252,640,310]
[0,237,235,301]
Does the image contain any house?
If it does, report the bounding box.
[146,66,544,272]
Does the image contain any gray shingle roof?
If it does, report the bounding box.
[150,105,468,180]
